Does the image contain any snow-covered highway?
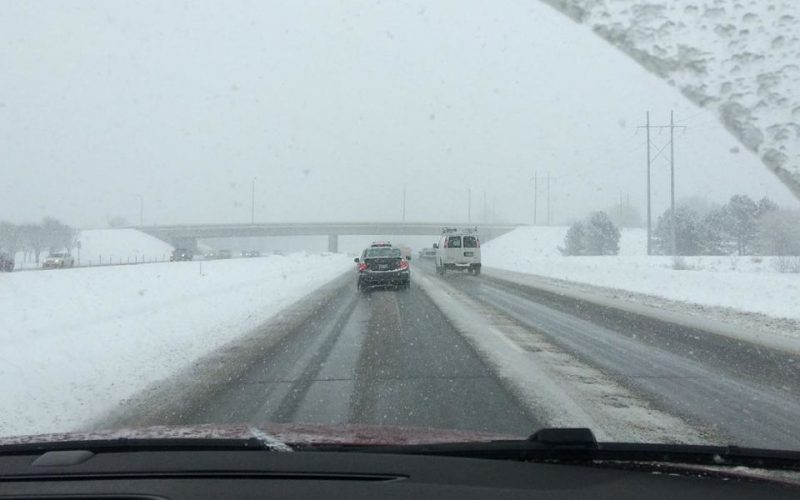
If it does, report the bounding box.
[53,257,800,450]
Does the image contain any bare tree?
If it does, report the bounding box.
[19,224,47,264]
[41,217,77,253]
[0,221,20,255]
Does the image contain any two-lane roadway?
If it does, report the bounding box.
[186,277,537,436]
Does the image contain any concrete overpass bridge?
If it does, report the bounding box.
[137,222,522,252]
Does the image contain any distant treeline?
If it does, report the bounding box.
[561,195,800,258]
[0,218,77,263]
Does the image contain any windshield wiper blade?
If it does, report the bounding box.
[332,427,800,471]
[0,436,292,455]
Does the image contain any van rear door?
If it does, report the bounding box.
[463,235,480,261]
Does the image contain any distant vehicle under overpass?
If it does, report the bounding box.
[136,222,521,252]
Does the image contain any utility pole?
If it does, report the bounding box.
[483,191,487,223]
[638,111,685,256]
[136,195,143,227]
[402,183,407,222]
[533,171,538,225]
[546,172,551,225]
[670,110,677,257]
[251,178,256,225]
[467,188,472,223]
[645,112,652,255]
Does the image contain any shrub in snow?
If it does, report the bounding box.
[698,207,732,255]
[725,194,759,255]
[671,256,695,271]
[559,221,586,256]
[654,206,702,256]
[584,212,621,255]
[559,212,620,256]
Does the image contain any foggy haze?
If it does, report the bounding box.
[2,0,797,228]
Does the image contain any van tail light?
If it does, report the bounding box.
[358,262,368,272]
[399,259,409,270]
[443,239,448,248]
[477,239,481,248]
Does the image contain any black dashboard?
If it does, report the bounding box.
[1,448,797,499]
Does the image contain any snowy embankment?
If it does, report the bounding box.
[0,252,351,438]
[14,228,175,269]
[483,226,800,322]
[75,228,175,265]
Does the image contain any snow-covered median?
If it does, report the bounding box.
[0,253,351,438]
[483,226,800,322]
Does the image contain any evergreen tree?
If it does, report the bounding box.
[725,195,758,255]
[559,221,586,256]
[584,211,621,255]
[654,206,702,255]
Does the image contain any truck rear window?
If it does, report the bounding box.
[447,236,462,248]
[463,236,478,248]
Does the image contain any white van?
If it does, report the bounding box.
[435,228,481,275]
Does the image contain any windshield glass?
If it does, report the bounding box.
[1,0,799,454]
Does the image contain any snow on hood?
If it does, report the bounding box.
[0,423,522,448]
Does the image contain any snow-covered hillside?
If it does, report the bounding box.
[76,229,174,264]
[14,228,174,269]
[543,0,800,197]
[482,225,800,321]
[0,253,351,437]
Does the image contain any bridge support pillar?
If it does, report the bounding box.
[327,234,339,253]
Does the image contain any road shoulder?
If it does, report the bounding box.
[483,267,800,355]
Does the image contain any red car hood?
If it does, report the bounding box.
[0,423,522,448]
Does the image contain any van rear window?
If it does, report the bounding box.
[447,236,462,248]
[463,236,478,248]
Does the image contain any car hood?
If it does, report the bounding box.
[0,423,521,448]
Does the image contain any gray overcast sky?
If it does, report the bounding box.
[2,0,797,228]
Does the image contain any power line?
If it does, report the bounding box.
[533,172,538,225]
[639,112,652,255]
[638,111,686,256]
[670,110,677,257]
[402,183,407,222]
[467,188,471,224]
[250,178,256,225]
[547,172,551,226]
